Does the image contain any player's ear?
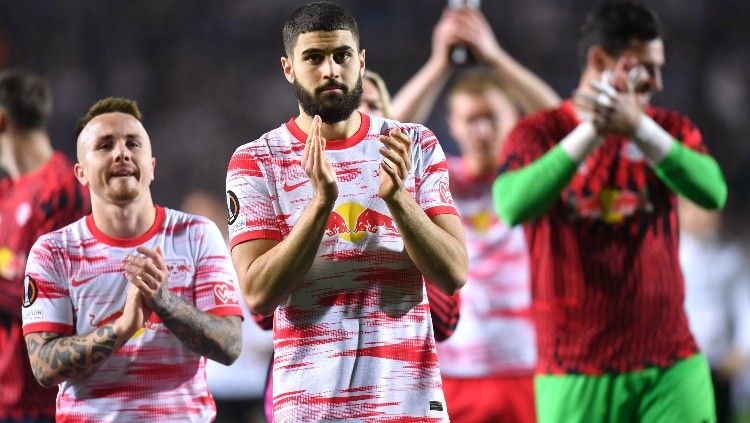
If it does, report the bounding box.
[588,45,610,74]
[73,162,88,186]
[281,56,295,84]
[359,49,366,77]
[151,157,156,182]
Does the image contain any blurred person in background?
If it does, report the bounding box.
[390,6,559,421]
[679,198,750,423]
[22,98,243,422]
[227,2,467,420]
[181,190,273,423]
[494,2,726,421]
[0,70,90,423]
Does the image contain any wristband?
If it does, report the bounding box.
[633,114,675,163]
[559,122,602,163]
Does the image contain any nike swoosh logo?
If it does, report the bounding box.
[71,275,97,287]
[282,180,307,192]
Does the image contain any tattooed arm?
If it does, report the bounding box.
[125,246,242,365]
[24,286,149,388]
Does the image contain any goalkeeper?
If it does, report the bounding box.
[493,2,726,422]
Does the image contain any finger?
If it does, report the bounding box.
[379,136,406,155]
[379,147,407,179]
[379,160,400,182]
[140,260,165,286]
[590,80,617,98]
[136,246,166,271]
[136,270,161,291]
[125,272,151,293]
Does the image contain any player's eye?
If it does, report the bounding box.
[305,54,324,64]
[333,51,351,64]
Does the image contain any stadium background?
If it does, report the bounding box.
[1,1,747,234]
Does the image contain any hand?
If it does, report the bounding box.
[378,128,412,201]
[113,284,151,342]
[124,246,169,309]
[574,68,642,137]
[301,115,338,207]
[430,10,462,67]
[449,8,504,67]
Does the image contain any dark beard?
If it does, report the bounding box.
[293,77,363,124]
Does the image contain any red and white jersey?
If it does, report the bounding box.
[227,113,456,422]
[436,157,535,377]
[21,206,243,423]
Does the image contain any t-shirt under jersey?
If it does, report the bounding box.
[436,156,535,378]
[22,206,244,422]
[227,112,456,422]
[498,101,704,375]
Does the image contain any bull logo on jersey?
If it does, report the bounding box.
[569,187,652,224]
[22,275,38,308]
[165,259,191,283]
[324,202,399,242]
[227,190,240,225]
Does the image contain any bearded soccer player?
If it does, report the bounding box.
[0,70,90,423]
[494,2,726,422]
[21,98,243,422]
[226,2,467,421]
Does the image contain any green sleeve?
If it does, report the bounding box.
[654,142,727,209]
[492,145,578,226]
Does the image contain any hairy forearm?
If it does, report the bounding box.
[244,200,332,315]
[386,190,467,295]
[391,58,452,123]
[25,326,118,388]
[150,290,241,365]
[489,49,560,114]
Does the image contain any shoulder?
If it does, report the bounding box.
[228,123,296,171]
[646,106,696,131]
[32,217,86,251]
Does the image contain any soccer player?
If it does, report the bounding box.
[390,7,560,420]
[22,98,244,422]
[0,70,90,423]
[494,2,727,422]
[226,2,467,421]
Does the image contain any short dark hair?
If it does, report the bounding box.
[578,2,663,68]
[0,69,52,131]
[282,2,359,57]
[75,97,143,140]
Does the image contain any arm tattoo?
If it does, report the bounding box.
[151,288,241,365]
[24,325,118,388]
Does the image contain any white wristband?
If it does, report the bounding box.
[633,114,675,164]
[560,121,602,164]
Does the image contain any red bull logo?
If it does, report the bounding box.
[325,202,399,242]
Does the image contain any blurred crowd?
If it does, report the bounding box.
[0,1,748,226]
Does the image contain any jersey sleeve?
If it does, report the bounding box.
[425,279,460,342]
[410,125,458,217]
[226,148,282,250]
[21,236,75,335]
[193,220,244,319]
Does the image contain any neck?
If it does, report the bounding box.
[0,130,54,179]
[90,194,156,239]
[295,109,361,141]
[461,154,496,178]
